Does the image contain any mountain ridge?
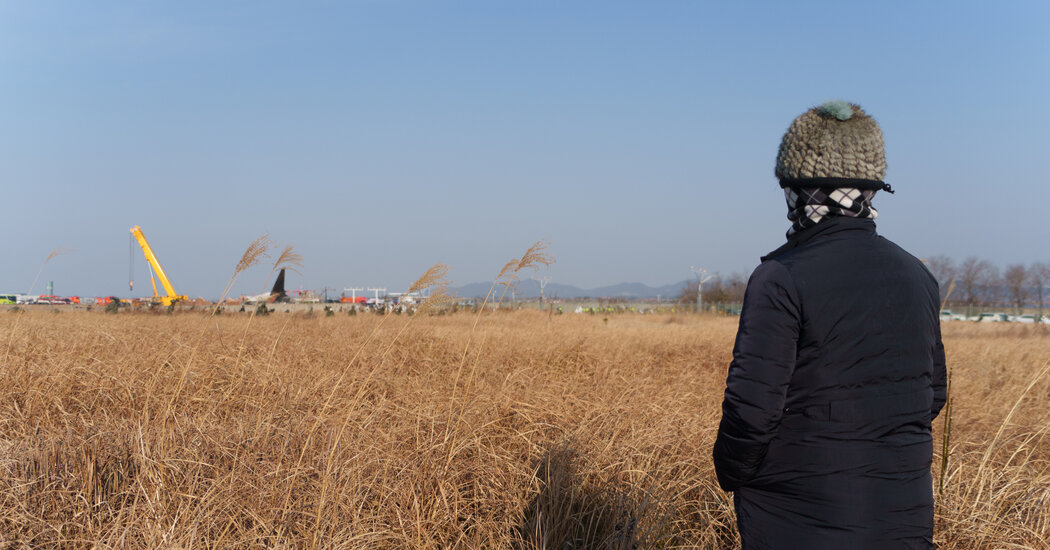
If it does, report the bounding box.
[452,279,692,299]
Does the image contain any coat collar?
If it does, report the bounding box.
[761,217,877,261]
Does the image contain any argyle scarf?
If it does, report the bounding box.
[785,187,878,237]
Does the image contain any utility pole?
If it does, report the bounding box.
[320,287,339,303]
[367,287,387,303]
[344,287,363,302]
[690,266,713,312]
[532,275,551,309]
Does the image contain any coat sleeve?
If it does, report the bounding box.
[713,260,800,492]
[931,318,948,420]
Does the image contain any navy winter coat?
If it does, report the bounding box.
[713,217,947,549]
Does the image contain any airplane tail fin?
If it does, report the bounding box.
[270,269,288,302]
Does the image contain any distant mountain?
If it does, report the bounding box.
[453,279,691,299]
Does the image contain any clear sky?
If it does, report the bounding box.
[2,1,1048,299]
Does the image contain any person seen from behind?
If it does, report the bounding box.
[713,100,948,549]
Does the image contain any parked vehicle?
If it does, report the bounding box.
[365,298,390,309]
[975,312,1010,322]
[0,294,17,305]
[1015,314,1050,324]
[939,309,966,321]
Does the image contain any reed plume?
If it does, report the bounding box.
[272,244,303,274]
[28,246,73,294]
[516,239,555,274]
[492,240,554,295]
[408,263,450,294]
[45,246,73,264]
[410,264,454,315]
[480,239,555,314]
[495,258,520,289]
[235,235,274,276]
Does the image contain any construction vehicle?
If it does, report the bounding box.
[129,226,188,307]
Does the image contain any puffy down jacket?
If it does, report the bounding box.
[713,217,947,549]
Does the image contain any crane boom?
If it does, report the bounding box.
[129,226,187,306]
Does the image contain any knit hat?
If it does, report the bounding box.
[775,100,891,191]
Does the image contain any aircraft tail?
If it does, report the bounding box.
[271,269,289,302]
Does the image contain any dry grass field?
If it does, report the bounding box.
[1,308,1048,548]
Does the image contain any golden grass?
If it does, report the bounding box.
[0,311,1047,548]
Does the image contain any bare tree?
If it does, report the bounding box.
[1003,264,1029,314]
[678,281,699,304]
[1031,262,1049,321]
[956,256,997,311]
[681,275,726,307]
[701,276,729,304]
[678,273,746,308]
[724,273,747,304]
[924,255,956,304]
[983,264,1002,309]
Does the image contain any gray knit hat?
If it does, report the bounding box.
[775,101,889,189]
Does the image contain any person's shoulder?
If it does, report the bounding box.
[744,259,801,309]
[759,240,812,279]
[876,235,924,266]
[759,237,804,267]
[748,258,794,286]
[877,236,938,285]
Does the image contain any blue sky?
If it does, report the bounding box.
[2,1,1048,298]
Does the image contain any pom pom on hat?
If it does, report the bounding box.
[817,100,854,121]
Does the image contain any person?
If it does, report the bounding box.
[712,100,948,549]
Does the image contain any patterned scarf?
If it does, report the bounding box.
[785,187,878,237]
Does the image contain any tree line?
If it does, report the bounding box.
[679,257,1049,316]
[924,256,1048,315]
[678,274,748,307]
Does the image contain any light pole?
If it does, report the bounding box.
[690,266,713,312]
[367,287,387,305]
[532,275,551,309]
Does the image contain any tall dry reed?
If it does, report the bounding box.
[0,310,1047,548]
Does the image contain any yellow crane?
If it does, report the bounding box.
[129,226,188,307]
